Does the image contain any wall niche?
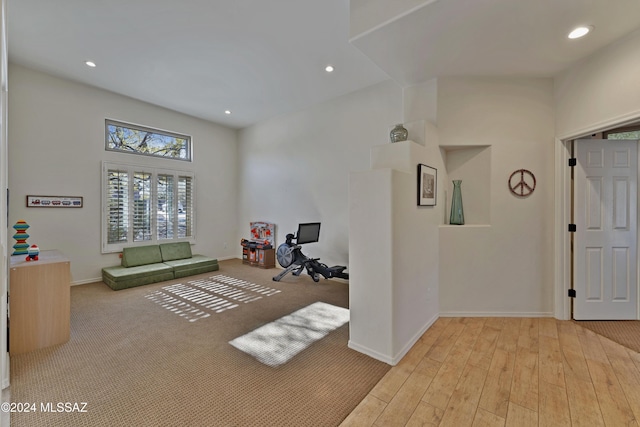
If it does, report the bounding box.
[439,145,491,226]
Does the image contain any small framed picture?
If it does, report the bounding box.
[27,195,83,208]
[417,164,437,206]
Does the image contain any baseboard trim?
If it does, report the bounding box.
[347,341,394,365]
[390,313,439,365]
[439,311,554,318]
[71,277,103,286]
[348,313,440,366]
[2,353,9,389]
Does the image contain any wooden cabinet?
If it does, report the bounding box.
[256,248,275,269]
[9,250,70,355]
[242,246,275,269]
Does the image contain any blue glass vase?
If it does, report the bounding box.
[450,180,464,225]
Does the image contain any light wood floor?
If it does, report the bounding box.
[341,317,640,427]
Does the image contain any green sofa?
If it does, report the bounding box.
[102,242,219,290]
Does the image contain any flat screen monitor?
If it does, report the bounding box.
[296,222,321,245]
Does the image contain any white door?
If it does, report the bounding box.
[574,139,638,320]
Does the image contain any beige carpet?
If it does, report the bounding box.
[575,320,640,353]
[10,259,389,426]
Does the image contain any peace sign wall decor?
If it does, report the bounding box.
[508,169,536,197]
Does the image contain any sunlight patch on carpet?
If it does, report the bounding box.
[145,291,214,322]
[145,275,281,322]
[229,302,349,367]
[208,275,281,296]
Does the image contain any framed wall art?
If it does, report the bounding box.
[26,195,83,208]
[417,164,437,206]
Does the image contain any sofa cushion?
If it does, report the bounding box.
[164,255,219,279]
[163,255,217,269]
[102,263,174,291]
[161,254,214,268]
[102,272,175,291]
[122,245,163,267]
[103,263,173,280]
[159,242,193,262]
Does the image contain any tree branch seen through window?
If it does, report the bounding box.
[105,119,191,161]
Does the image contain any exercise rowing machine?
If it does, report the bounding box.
[272,223,349,282]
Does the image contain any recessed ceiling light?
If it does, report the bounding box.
[325,65,334,73]
[568,26,593,39]
[85,60,97,68]
[224,110,231,115]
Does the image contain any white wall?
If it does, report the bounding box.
[237,80,402,268]
[348,168,394,359]
[391,142,441,354]
[553,27,640,320]
[437,77,556,316]
[349,138,442,364]
[8,64,238,284]
[403,79,437,125]
[0,0,8,390]
[555,28,640,139]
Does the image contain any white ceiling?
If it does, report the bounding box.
[8,0,389,129]
[8,0,640,129]
[351,0,640,86]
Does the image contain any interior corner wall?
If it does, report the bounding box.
[348,168,394,359]
[437,77,555,316]
[8,64,238,283]
[389,140,441,359]
[236,79,402,268]
[403,79,437,125]
[555,28,640,139]
[348,138,442,364]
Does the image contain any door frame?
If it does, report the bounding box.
[554,117,640,320]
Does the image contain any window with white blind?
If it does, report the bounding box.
[102,162,195,253]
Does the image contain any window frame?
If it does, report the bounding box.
[603,124,640,140]
[105,119,192,162]
[101,161,196,253]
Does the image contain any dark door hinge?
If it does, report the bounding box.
[568,224,576,232]
[568,289,576,298]
[568,158,577,167]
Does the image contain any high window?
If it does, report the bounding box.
[102,162,195,253]
[604,125,640,140]
[105,119,191,161]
